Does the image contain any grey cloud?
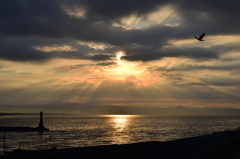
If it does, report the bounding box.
[210,44,240,54]
[96,62,116,66]
[185,74,240,87]
[176,0,240,35]
[0,38,51,62]
[152,63,240,72]
[1,0,240,62]
[65,0,170,21]
[123,47,219,61]
[88,54,113,61]
[162,73,184,81]
[201,76,240,86]
[162,47,219,59]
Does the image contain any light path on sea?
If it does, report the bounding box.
[0,115,240,154]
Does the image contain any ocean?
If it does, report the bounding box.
[1,114,240,154]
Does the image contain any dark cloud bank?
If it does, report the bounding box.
[1,0,239,62]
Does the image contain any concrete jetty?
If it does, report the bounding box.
[0,112,49,132]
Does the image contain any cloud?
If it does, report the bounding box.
[152,63,240,72]
[2,0,240,62]
[34,45,77,52]
[2,0,240,110]
[96,62,117,66]
[61,4,86,18]
[78,41,114,50]
[122,46,219,61]
[0,38,51,62]
[195,75,240,87]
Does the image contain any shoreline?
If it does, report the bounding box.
[1,130,240,159]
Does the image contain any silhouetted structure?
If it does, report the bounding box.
[195,33,206,41]
[38,112,44,128]
[36,111,49,131]
[0,111,49,132]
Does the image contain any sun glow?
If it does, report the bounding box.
[116,55,121,60]
[105,55,146,81]
[116,52,124,65]
[107,115,133,118]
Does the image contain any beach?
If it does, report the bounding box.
[1,130,240,159]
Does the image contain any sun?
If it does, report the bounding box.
[115,51,124,65]
[92,51,146,81]
[116,51,123,60]
[116,53,122,60]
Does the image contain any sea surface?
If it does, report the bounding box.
[1,114,240,154]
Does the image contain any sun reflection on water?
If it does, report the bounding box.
[101,115,137,144]
[113,117,127,132]
[103,115,133,132]
[107,115,133,118]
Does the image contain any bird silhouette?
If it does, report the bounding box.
[195,33,206,41]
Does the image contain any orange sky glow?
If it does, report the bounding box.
[1,1,240,112]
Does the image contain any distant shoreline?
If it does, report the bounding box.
[2,113,240,117]
[0,113,75,116]
[2,106,240,116]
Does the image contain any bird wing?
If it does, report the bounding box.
[194,37,199,40]
[199,33,206,40]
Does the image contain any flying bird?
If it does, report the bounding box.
[195,33,206,41]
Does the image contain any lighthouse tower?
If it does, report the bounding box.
[38,112,44,128]
[37,111,49,131]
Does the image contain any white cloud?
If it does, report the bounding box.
[34,45,77,52]
[112,5,179,30]
[78,41,114,50]
[61,5,86,18]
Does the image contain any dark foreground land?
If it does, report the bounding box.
[1,131,240,159]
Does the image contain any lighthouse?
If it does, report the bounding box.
[39,112,43,128]
[37,112,49,131]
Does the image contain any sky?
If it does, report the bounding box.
[1,0,240,112]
